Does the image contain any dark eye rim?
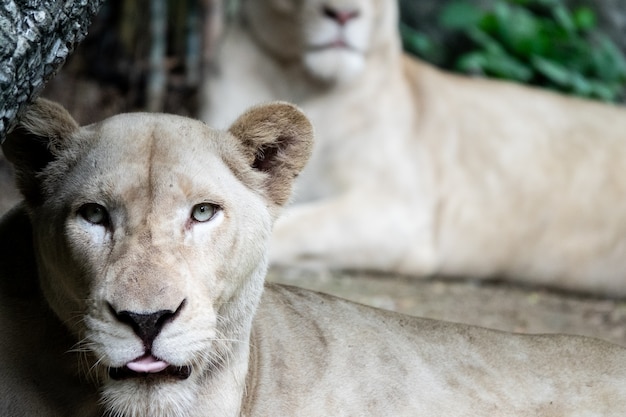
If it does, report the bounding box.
[191,202,221,223]
[77,203,110,226]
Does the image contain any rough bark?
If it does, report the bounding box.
[0,0,105,142]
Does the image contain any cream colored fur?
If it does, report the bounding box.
[201,0,626,295]
[1,99,626,416]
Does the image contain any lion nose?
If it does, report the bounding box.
[109,300,186,349]
[322,4,360,25]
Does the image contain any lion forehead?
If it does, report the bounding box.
[60,114,251,202]
[93,113,222,154]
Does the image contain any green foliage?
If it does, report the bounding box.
[400,23,435,61]
[438,0,626,101]
[400,0,626,102]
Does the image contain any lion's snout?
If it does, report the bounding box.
[105,299,192,381]
[108,299,186,349]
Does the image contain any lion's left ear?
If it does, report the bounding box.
[228,102,314,206]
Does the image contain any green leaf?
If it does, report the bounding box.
[531,0,561,6]
[479,13,499,35]
[592,35,626,81]
[551,4,576,35]
[458,50,533,81]
[573,7,596,31]
[531,55,572,85]
[457,52,489,74]
[467,27,506,54]
[483,51,534,81]
[495,5,541,55]
[400,24,434,58]
[570,72,592,96]
[588,81,620,102]
[439,1,484,30]
[434,0,626,101]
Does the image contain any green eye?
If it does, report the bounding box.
[191,203,219,222]
[78,203,109,225]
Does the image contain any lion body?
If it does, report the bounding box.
[201,0,626,295]
[0,100,626,416]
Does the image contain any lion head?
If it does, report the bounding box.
[3,99,312,416]
[241,0,400,84]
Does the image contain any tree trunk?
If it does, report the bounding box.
[0,0,105,142]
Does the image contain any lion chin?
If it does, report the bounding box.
[304,48,365,84]
[101,379,197,417]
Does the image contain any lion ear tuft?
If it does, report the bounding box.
[2,98,80,206]
[228,102,314,206]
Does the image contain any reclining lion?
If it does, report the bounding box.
[201,0,626,295]
[1,99,626,416]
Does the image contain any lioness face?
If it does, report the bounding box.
[244,0,395,84]
[3,99,313,416]
[37,115,271,413]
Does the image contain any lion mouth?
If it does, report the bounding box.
[308,40,357,52]
[109,354,191,381]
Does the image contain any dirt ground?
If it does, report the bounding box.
[269,266,626,347]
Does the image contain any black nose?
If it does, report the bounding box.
[322,4,360,25]
[110,300,186,349]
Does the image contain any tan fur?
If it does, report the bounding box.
[1,99,626,416]
[201,0,626,295]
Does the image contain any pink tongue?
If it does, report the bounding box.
[126,354,169,373]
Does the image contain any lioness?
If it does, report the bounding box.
[1,98,626,416]
[201,0,626,295]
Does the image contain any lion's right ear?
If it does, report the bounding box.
[2,99,80,206]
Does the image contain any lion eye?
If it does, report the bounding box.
[191,203,218,222]
[78,203,109,225]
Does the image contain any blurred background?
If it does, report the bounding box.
[4,0,626,345]
[41,0,626,125]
